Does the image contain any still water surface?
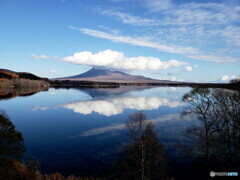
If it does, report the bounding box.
[0,86,197,176]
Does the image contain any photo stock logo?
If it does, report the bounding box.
[210,171,238,177]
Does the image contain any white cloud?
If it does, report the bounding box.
[49,70,58,74]
[63,96,185,116]
[97,25,121,34]
[68,26,78,30]
[79,28,199,55]
[145,0,173,12]
[100,10,157,26]
[236,6,240,12]
[187,53,238,64]
[221,75,240,82]
[95,1,240,64]
[185,66,193,72]
[168,76,183,82]
[62,49,187,71]
[30,54,49,60]
[99,9,240,47]
[144,2,240,25]
[219,26,240,46]
[72,27,239,64]
[100,2,239,26]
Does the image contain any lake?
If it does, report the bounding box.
[1,86,239,179]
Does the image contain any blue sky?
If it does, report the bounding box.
[0,0,240,82]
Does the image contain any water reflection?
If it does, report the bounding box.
[115,111,169,180]
[72,114,188,138]
[3,86,239,179]
[63,96,185,116]
[0,86,49,100]
[0,111,25,179]
[30,87,185,116]
[78,86,153,98]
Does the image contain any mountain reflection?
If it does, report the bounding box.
[63,96,185,116]
[78,86,154,98]
[31,87,186,116]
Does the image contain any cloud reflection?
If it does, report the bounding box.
[32,106,48,111]
[70,114,189,138]
[63,96,185,116]
[70,123,125,138]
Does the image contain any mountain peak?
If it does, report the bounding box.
[56,68,167,83]
[89,67,97,71]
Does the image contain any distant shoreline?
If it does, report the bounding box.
[50,79,239,89]
[0,68,239,90]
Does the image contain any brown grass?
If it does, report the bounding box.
[0,70,19,79]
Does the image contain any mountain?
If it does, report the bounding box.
[66,68,128,79]
[0,69,48,81]
[56,68,171,83]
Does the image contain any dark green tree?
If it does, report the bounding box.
[229,78,240,89]
[0,111,26,179]
[0,111,25,160]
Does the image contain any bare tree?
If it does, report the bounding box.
[181,88,240,171]
[116,111,168,180]
[182,88,216,168]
